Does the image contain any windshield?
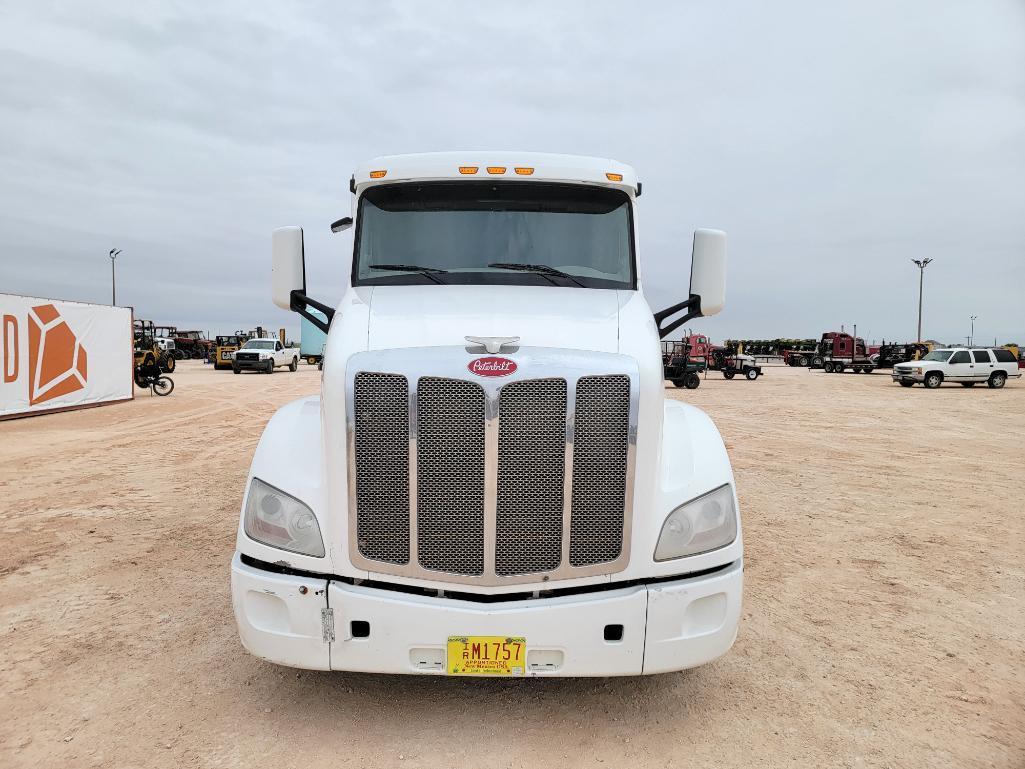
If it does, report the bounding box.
[353,182,635,289]
[243,340,275,350]
[921,350,951,362]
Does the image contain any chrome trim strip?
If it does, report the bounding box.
[407,379,419,569]
[482,392,499,577]
[560,379,576,571]
[345,346,639,587]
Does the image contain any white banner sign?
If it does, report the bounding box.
[0,293,134,419]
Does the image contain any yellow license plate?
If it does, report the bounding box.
[447,636,526,676]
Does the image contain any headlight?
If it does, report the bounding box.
[244,478,325,557]
[654,484,737,561]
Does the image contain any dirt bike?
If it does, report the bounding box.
[134,363,175,396]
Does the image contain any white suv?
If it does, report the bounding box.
[231,338,298,374]
[892,348,1021,389]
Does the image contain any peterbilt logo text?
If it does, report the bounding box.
[467,357,517,377]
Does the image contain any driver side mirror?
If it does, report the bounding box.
[689,229,727,317]
[272,227,306,310]
[652,229,727,338]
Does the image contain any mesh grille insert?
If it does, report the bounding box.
[353,372,410,564]
[569,375,630,566]
[496,379,567,575]
[416,378,486,575]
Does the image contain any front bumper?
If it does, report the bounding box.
[233,357,270,370]
[892,370,922,382]
[230,553,743,676]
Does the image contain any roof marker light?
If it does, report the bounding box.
[486,166,506,174]
[459,166,479,175]
[514,167,534,175]
[369,170,387,179]
[606,172,623,182]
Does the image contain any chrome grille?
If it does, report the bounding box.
[353,373,410,564]
[416,378,486,576]
[495,379,567,575]
[569,375,630,566]
[347,349,636,586]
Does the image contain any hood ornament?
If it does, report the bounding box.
[465,335,520,354]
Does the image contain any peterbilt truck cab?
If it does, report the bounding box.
[231,152,743,676]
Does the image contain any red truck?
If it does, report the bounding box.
[782,331,869,369]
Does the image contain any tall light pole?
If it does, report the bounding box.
[969,315,977,347]
[911,258,932,342]
[109,249,122,305]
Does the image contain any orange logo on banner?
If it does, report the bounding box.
[27,304,88,405]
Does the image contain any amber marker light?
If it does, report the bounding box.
[459,166,479,175]
[486,166,507,174]
[514,167,534,175]
[369,170,387,179]
[606,172,623,182]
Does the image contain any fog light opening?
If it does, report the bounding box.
[603,624,624,643]
[351,620,370,639]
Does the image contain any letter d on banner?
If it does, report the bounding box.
[2,314,17,383]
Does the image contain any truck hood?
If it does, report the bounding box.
[366,285,621,353]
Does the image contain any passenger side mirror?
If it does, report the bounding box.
[689,229,726,317]
[272,227,306,310]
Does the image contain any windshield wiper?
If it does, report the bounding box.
[487,263,584,287]
[369,263,449,285]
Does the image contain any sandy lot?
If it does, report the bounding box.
[1,361,1022,768]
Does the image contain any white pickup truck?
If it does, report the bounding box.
[230,152,742,677]
[231,338,298,374]
[892,347,1021,388]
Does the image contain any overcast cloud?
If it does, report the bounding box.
[1,1,1023,344]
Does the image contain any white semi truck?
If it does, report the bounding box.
[231,152,743,676]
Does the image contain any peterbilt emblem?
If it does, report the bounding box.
[468,357,517,377]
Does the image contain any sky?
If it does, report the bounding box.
[1,1,1023,345]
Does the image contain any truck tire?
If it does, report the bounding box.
[796,355,807,367]
[810,356,823,367]
[233,365,240,374]
[266,360,274,374]
[723,370,735,380]
[899,381,914,387]
[163,355,176,373]
[988,371,1007,389]
[823,361,834,373]
[684,372,701,389]
[307,357,317,365]
[745,368,759,380]
[289,357,298,372]
[834,362,844,373]
[924,372,943,389]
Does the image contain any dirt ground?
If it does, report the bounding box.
[1,361,1022,768]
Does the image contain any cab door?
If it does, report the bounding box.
[971,349,994,381]
[945,350,973,381]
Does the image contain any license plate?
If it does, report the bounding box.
[447,636,526,676]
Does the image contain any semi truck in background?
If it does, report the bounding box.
[300,308,328,367]
[230,152,743,677]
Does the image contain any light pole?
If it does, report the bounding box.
[969,315,977,347]
[911,258,932,342]
[109,249,122,305]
